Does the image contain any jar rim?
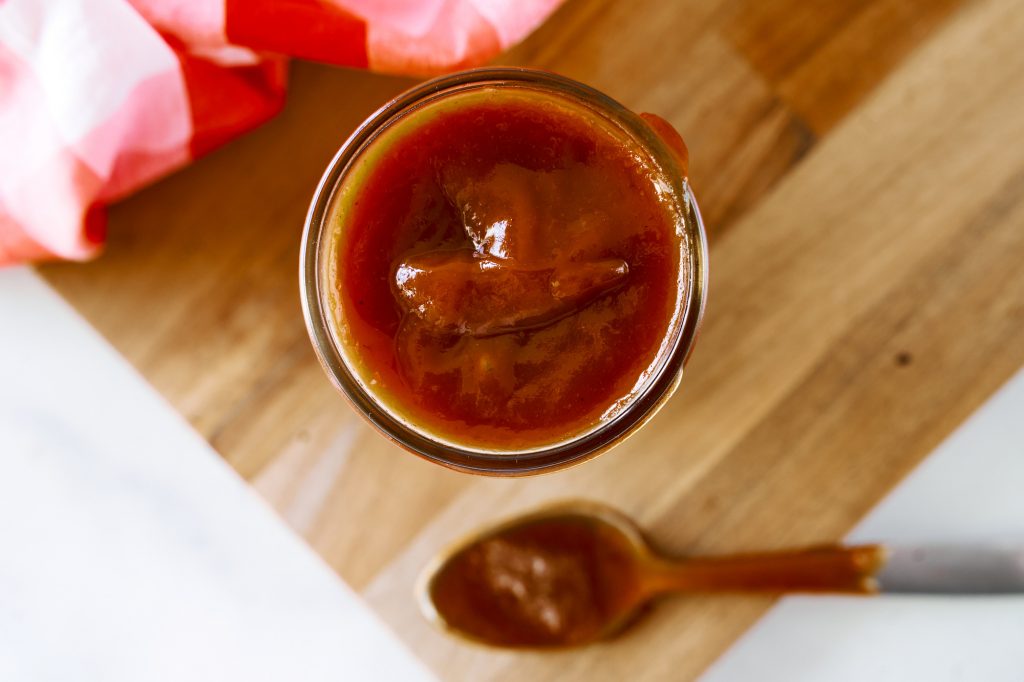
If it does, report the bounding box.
[299,67,708,476]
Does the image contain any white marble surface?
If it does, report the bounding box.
[703,366,1024,681]
[0,268,434,682]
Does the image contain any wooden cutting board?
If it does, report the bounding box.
[39,0,1024,679]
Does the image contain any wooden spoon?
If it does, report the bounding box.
[417,500,1024,649]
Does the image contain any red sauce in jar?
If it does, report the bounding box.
[327,88,686,449]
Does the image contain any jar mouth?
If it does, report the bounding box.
[300,67,708,476]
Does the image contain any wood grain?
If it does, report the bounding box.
[38,0,1024,679]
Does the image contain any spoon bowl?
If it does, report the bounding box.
[417,501,654,648]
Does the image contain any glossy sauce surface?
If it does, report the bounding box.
[328,88,685,449]
[427,517,641,647]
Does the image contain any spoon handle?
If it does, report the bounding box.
[648,544,1024,595]
[875,545,1024,594]
[646,544,887,595]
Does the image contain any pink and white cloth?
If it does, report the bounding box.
[0,0,562,264]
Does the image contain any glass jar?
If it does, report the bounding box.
[300,67,708,475]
